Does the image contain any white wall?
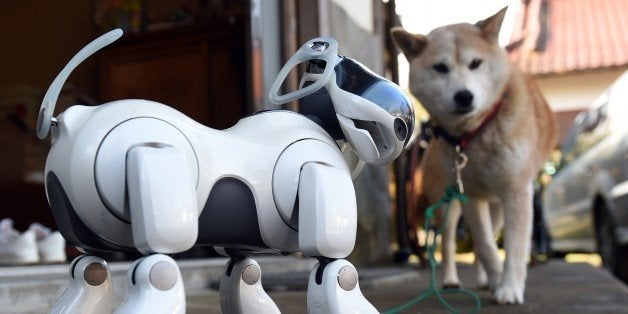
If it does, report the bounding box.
[252,0,282,110]
[328,0,373,33]
[323,0,383,74]
[535,69,626,112]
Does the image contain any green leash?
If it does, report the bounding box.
[384,186,482,314]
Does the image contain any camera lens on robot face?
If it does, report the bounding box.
[309,41,329,51]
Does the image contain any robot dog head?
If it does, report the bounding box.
[269,37,415,165]
[329,56,414,165]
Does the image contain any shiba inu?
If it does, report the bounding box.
[391,8,556,304]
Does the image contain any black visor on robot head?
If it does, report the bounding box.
[333,57,414,146]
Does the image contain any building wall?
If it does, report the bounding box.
[534,68,627,144]
[0,1,98,93]
[535,69,626,112]
[324,0,384,75]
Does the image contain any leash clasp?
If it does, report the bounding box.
[454,145,468,193]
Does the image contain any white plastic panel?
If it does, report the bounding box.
[298,163,356,258]
[95,118,198,221]
[126,146,198,254]
[272,139,349,229]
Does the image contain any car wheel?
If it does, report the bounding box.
[595,204,628,282]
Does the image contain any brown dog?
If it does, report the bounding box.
[391,8,556,304]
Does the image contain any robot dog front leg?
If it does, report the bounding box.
[299,163,378,314]
[219,256,280,313]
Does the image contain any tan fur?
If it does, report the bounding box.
[392,8,556,304]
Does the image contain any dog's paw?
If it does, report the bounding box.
[493,284,524,305]
[443,283,461,290]
[442,277,462,290]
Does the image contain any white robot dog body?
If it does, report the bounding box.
[39,29,414,313]
[45,100,346,255]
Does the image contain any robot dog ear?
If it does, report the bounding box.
[37,29,123,139]
[268,37,339,105]
[390,27,427,61]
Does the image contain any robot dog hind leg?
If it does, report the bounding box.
[116,254,185,314]
[50,255,113,314]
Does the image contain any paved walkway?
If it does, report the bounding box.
[189,259,628,313]
[2,256,627,313]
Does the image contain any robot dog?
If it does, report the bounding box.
[37,29,414,313]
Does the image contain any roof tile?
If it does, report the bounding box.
[509,0,628,76]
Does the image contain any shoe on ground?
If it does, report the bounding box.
[29,222,67,263]
[0,218,39,265]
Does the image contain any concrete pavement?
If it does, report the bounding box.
[189,259,628,313]
[1,256,627,313]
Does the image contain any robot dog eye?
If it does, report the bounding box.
[394,118,408,142]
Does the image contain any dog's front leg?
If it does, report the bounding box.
[495,184,533,305]
[475,201,506,288]
[441,199,462,288]
[462,199,502,290]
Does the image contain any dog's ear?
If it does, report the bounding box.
[390,27,427,61]
[476,7,507,43]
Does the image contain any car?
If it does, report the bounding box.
[543,71,628,282]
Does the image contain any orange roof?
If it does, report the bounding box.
[508,0,628,77]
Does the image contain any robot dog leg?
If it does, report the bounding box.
[116,254,185,314]
[219,256,280,313]
[51,255,112,314]
[217,161,377,314]
[52,144,195,313]
[307,259,374,314]
[299,163,378,313]
[114,143,196,313]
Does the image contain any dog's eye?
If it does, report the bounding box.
[469,59,483,70]
[432,63,449,74]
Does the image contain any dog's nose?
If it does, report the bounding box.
[454,89,474,109]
